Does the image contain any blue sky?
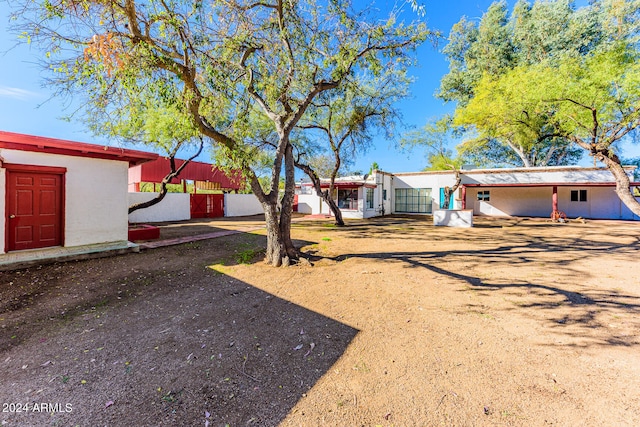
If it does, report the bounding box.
[1,0,638,174]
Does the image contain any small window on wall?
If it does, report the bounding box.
[570,189,588,202]
[366,188,374,209]
[477,190,490,202]
[383,189,387,201]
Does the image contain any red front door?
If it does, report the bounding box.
[7,170,64,251]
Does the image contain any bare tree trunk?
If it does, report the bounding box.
[263,204,288,266]
[442,165,462,209]
[245,146,292,267]
[294,159,345,226]
[280,143,298,259]
[325,192,344,226]
[598,154,640,217]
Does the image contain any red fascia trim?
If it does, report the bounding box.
[3,163,67,174]
[0,131,158,166]
[319,182,364,189]
[462,182,618,188]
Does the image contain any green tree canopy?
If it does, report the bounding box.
[436,0,640,168]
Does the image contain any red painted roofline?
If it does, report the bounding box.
[463,182,636,187]
[314,182,372,189]
[0,131,158,166]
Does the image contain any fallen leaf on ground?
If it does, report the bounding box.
[304,342,316,357]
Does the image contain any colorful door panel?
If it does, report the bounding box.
[190,193,224,218]
[7,170,64,251]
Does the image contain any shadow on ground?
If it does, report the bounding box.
[301,216,640,348]
[0,235,356,426]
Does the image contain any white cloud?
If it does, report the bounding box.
[0,85,39,100]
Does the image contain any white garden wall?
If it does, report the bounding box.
[225,193,263,217]
[128,192,190,223]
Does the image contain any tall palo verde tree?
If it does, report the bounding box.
[7,0,429,266]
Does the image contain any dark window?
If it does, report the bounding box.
[337,188,358,210]
[571,189,587,202]
[477,190,490,202]
[383,189,387,201]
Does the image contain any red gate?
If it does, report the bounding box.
[190,194,224,218]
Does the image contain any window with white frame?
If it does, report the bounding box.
[570,189,587,202]
[477,190,490,201]
[394,188,432,213]
[337,188,358,210]
[366,187,374,209]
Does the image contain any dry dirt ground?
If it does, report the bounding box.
[1,215,639,426]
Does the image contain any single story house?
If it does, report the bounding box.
[1,131,157,266]
[296,166,640,221]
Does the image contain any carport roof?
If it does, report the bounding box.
[0,131,158,166]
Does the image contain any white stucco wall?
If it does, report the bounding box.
[128,192,190,223]
[296,194,325,214]
[392,173,460,213]
[225,193,264,217]
[1,148,128,252]
[0,168,5,253]
[380,173,393,216]
[558,186,639,220]
[621,196,640,220]
[468,187,552,217]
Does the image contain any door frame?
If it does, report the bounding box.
[5,163,66,252]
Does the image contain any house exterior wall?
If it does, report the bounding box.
[622,196,640,221]
[1,148,128,253]
[341,187,364,219]
[558,186,639,220]
[392,173,460,214]
[0,168,5,252]
[467,187,552,217]
[128,193,191,223]
[296,167,639,221]
[380,172,393,215]
[461,184,639,220]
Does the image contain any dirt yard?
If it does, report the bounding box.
[1,215,639,426]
